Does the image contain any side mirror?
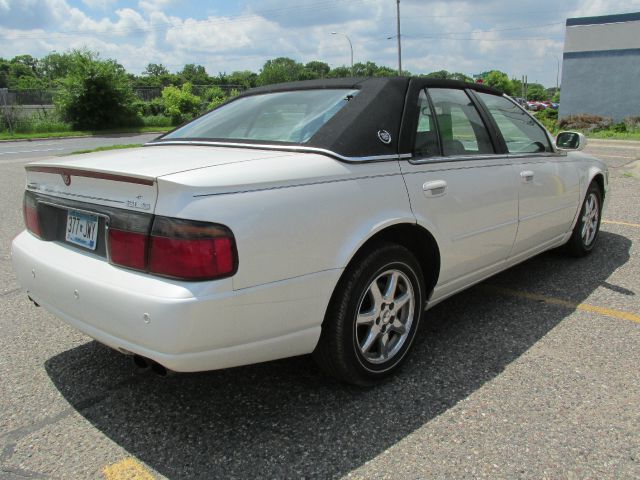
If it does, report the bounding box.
[556,131,587,151]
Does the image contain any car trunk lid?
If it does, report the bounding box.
[25,145,294,212]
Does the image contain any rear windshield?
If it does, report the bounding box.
[161,89,359,144]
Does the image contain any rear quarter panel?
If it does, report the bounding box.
[155,154,414,290]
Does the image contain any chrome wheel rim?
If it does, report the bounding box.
[355,269,415,365]
[581,192,599,246]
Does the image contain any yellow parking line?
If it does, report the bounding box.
[602,220,640,228]
[484,286,640,324]
[103,458,155,480]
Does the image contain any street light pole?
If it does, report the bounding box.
[396,0,402,75]
[331,31,354,76]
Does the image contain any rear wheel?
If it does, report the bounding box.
[565,182,602,256]
[313,243,425,386]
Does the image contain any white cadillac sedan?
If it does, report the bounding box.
[12,78,608,385]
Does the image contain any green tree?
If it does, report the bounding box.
[162,82,201,124]
[425,69,451,79]
[449,72,473,83]
[374,65,397,77]
[13,76,47,89]
[137,63,176,87]
[352,61,380,77]
[225,70,258,89]
[38,52,74,85]
[180,63,210,85]
[485,70,514,95]
[327,66,351,78]
[11,55,39,75]
[526,83,546,101]
[0,59,12,88]
[143,63,169,77]
[304,61,330,78]
[258,57,304,85]
[55,50,139,129]
[510,77,524,98]
[202,85,226,111]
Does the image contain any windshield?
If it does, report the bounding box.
[161,89,359,144]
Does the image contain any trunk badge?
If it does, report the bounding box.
[61,174,71,186]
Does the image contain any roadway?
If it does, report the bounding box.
[0,133,161,162]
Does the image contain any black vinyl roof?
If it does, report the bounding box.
[154,77,503,160]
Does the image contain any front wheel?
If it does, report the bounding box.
[313,243,425,386]
[565,182,602,256]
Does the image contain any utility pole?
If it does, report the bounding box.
[396,0,402,76]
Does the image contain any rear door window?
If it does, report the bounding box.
[427,88,495,156]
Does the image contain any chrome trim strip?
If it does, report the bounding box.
[409,152,563,166]
[145,140,411,163]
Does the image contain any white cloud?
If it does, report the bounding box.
[81,0,116,10]
[2,0,640,85]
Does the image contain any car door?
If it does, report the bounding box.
[473,92,580,259]
[400,87,519,300]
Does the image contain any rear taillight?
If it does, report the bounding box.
[23,193,41,237]
[108,216,237,281]
[108,229,148,271]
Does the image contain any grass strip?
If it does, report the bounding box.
[0,126,171,141]
[69,144,142,155]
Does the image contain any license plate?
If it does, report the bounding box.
[65,210,99,250]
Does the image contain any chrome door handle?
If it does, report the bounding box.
[422,180,447,197]
[520,170,534,182]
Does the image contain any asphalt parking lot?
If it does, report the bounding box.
[0,137,638,479]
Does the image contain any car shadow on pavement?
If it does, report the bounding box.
[45,231,631,479]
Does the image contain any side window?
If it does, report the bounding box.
[428,88,494,156]
[414,90,439,157]
[476,92,552,153]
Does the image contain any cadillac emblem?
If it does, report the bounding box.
[377,129,392,144]
[61,173,71,186]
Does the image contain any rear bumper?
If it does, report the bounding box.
[12,231,340,372]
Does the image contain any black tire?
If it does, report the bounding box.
[564,182,602,257]
[313,242,425,386]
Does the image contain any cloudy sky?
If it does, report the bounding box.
[1,0,639,86]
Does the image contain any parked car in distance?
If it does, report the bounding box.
[526,100,545,111]
[540,100,559,110]
[12,78,608,386]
